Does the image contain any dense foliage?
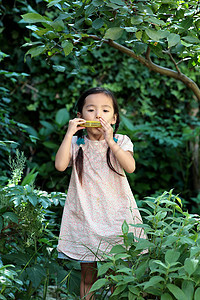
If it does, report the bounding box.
[0,152,81,299]
[21,0,200,99]
[90,191,200,300]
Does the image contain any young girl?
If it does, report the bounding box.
[55,87,145,299]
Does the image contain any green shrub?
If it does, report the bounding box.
[0,151,80,299]
[91,190,200,300]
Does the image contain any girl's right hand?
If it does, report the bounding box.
[67,118,86,136]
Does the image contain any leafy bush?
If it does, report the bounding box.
[0,151,80,299]
[91,191,200,300]
[0,263,23,300]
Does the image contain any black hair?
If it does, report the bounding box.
[75,87,123,184]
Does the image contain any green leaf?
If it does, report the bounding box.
[131,16,143,25]
[26,45,46,58]
[110,244,126,254]
[167,33,180,48]
[135,31,143,41]
[47,0,63,8]
[147,16,165,26]
[184,258,199,276]
[55,108,70,126]
[165,250,180,264]
[43,141,58,149]
[51,19,64,31]
[92,18,104,29]
[61,41,73,56]
[122,220,129,235]
[85,4,96,17]
[92,0,104,6]
[3,212,18,224]
[26,265,46,288]
[194,288,200,300]
[144,276,165,290]
[114,253,131,260]
[161,294,173,300]
[40,120,55,132]
[120,114,135,131]
[135,239,153,250]
[116,267,132,275]
[110,0,125,5]
[124,27,137,33]
[21,170,38,186]
[53,65,66,72]
[128,292,136,300]
[27,195,38,206]
[167,284,187,300]
[182,280,194,300]
[90,278,107,292]
[112,285,126,295]
[104,27,124,40]
[22,13,50,24]
[182,36,200,44]
[128,286,140,295]
[145,29,168,41]
[98,262,113,276]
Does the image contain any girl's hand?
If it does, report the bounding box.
[99,117,114,146]
[67,118,86,136]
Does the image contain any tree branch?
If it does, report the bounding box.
[145,46,151,60]
[106,39,200,101]
[79,35,200,100]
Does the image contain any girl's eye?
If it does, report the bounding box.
[88,109,94,112]
[103,110,109,112]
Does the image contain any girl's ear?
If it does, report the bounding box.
[111,114,117,125]
[77,112,82,118]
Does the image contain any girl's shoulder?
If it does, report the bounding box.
[115,134,134,152]
[115,134,132,143]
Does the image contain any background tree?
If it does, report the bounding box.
[21,0,200,98]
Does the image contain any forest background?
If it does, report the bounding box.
[0,0,200,299]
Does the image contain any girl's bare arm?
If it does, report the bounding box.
[108,140,136,173]
[55,118,85,171]
[55,133,73,171]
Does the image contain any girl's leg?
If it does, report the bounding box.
[80,262,97,300]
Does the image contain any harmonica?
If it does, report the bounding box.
[78,121,102,128]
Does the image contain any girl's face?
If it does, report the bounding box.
[78,93,117,125]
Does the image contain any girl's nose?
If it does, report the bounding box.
[96,112,101,119]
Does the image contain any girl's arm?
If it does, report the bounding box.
[55,133,73,171]
[99,117,135,173]
[108,140,136,173]
[55,118,85,171]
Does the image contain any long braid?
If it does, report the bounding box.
[106,115,124,177]
[75,131,84,184]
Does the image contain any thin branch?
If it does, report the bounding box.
[145,46,151,60]
[163,50,181,74]
[177,57,191,65]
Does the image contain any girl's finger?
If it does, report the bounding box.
[99,118,110,128]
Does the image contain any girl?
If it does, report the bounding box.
[55,87,145,299]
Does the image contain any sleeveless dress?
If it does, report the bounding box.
[57,134,145,261]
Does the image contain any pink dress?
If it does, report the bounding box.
[57,134,145,261]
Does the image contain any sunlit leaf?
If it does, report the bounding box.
[104,27,124,40]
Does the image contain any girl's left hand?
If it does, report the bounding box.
[98,117,114,145]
